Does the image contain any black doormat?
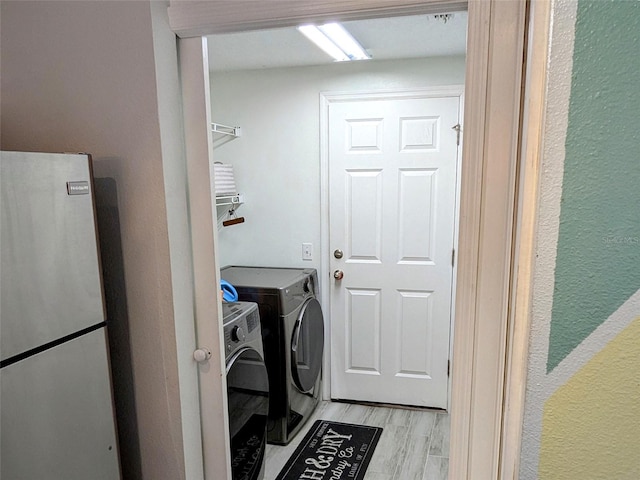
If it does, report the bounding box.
[275,420,383,480]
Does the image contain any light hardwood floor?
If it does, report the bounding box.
[265,401,450,480]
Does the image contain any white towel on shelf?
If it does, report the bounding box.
[213,162,237,196]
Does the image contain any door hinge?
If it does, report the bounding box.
[452,123,461,145]
[452,249,455,266]
[447,360,451,377]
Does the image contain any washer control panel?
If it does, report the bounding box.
[222,301,261,356]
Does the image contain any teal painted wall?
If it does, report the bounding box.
[547,0,640,372]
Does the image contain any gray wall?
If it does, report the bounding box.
[1,2,194,478]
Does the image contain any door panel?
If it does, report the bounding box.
[396,289,434,376]
[398,169,437,263]
[329,93,460,409]
[347,170,382,262]
[345,287,382,373]
[1,329,120,479]
[0,152,105,362]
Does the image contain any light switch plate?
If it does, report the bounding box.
[302,243,313,261]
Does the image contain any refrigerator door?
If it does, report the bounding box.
[1,328,120,479]
[1,151,106,362]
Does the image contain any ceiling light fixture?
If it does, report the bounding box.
[298,23,371,62]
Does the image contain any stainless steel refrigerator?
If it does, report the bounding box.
[1,151,121,479]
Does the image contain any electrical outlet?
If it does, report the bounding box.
[302,243,313,261]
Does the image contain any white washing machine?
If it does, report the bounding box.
[223,301,269,480]
[220,266,324,445]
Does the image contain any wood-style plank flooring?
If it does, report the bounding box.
[265,401,449,480]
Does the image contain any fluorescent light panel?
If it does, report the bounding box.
[298,23,370,62]
[318,23,370,60]
[298,25,349,61]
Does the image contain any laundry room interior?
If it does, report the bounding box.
[208,11,467,480]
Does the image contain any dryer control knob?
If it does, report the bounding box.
[193,348,212,363]
[231,326,246,342]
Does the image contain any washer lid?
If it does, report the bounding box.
[291,298,324,393]
[221,266,316,290]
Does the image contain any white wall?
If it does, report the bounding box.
[150,3,204,480]
[210,56,466,272]
[1,2,197,478]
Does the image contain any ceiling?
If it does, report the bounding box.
[206,12,468,72]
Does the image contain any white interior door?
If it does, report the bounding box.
[328,91,461,409]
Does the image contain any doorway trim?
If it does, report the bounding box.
[171,1,531,479]
[319,86,465,411]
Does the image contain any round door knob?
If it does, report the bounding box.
[333,270,344,280]
[193,348,212,363]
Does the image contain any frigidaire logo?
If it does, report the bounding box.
[67,181,90,195]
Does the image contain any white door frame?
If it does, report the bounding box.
[170,1,540,479]
[178,36,232,479]
[319,86,465,410]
